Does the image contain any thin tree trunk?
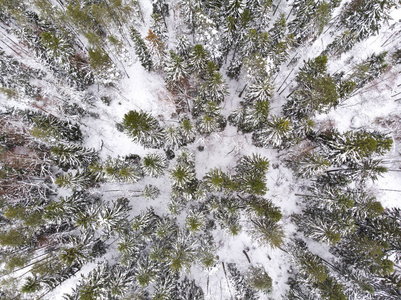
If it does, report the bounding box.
[276,69,294,92]
[242,250,251,263]
[221,262,234,300]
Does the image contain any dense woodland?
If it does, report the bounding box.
[1,0,401,299]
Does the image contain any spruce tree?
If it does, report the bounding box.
[252,115,293,149]
[122,110,166,148]
[164,50,189,90]
[142,153,167,177]
[130,28,153,71]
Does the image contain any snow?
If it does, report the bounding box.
[2,0,401,299]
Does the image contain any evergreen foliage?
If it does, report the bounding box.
[227,263,258,299]
[142,153,167,177]
[50,144,98,170]
[340,0,398,41]
[131,28,153,71]
[252,115,293,149]
[234,153,269,195]
[284,55,339,119]
[122,110,166,148]
[30,113,82,143]
[1,1,401,299]
[246,265,273,293]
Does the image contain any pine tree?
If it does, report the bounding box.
[351,52,388,89]
[284,55,339,119]
[245,265,273,293]
[135,255,159,287]
[170,164,196,189]
[234,153,269,195]
[30,113,82,143]
[130,27,153,71]
[164,50,189,90]
[319,129,392,165]
[142,153,167,177]
[289,0,334,45]
[340,0,398,42]
[244,78,274,102]
[194,99,226,135]
[167,232,197,273]
[324,30,358,57]
[153,269,178,299]
[40,31,74,65]
[21,275,42,294]
[164,125,184,150]
[203,167,230,192]
[200,71,228,104]
[145,28,166,70]
[142,184,161,200]
[122,110,166,148]
[178,118,196,144]
[88,47,112,73]
[249,218,285,248]
[50,144,98,170]
[290,153,331,178]
[227,263,258,299]
[242,99,270,131]
[188,44,210,76]
[55,170,96,190]
[177,276,204,300]
[176,35,191,59]
[252,115,293,149]
[150,13,168,41]
[185,209,206,233]
[97,200,130,235]
[102,157,142,183]
[269,13,293,69]
[291,243,329,284]
[292,207,355,245]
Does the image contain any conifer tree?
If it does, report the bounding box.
[352,52,388,89]
[170,164,196,190]
[185,209,206,233]
[56,170,96,190]
[164,125,184,150]
[340,0,398,42]
[289,153,331,178]
[249,218,285,248]
[40,31,74,65]
[150,13,168,42]
[252,115,293,149]
[122,110,166,148]
[50,144,98,170]
[177,277,204,300]
[227,263,258,299]
[235,153,269,195]
[142,153,167,177]
[203,167,230,192]
[200,70,228,104]
[244,78,274,103]
[176,35,191,59]
[134,255,159,287]
[318,129,393,165]
[145,29,166,70]
[284,55,339,119]
[324,30,358,57]
[30,113,82,143]
[130,28,153,71]
[246,265,273,293]
[188,44,210,76]
[178,118,196,144]
[142,184,161,200]
[164,50,189,90]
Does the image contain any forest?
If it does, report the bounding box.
[0,0,401,299]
